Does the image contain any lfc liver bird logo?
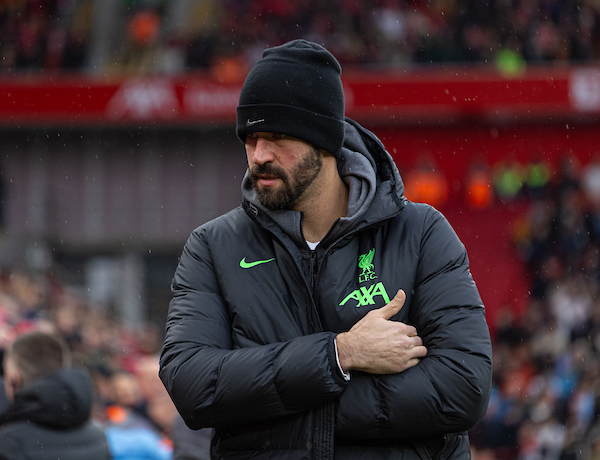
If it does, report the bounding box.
[358,249,375,279]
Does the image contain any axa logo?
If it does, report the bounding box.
[340,249,390,307]
[340,282,390,307]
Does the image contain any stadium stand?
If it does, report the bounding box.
[469,156,600,459]
[2,0,600,74]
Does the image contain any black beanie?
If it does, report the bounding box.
[236,39,345,156]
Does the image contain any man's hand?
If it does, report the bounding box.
[336,289,427,374]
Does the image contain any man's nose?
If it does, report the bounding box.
[250,137,275,165]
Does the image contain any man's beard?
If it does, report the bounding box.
[249,146,323,210]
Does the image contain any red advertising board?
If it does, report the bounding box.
[2,66,600,126]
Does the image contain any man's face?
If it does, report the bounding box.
[246,132,323,210]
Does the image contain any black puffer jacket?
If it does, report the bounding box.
[160,119,493,460]
[0,367,110,460]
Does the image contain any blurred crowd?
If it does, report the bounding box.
[0,267,210,459]
[403,151,554,211]
[465,153,600,460]
[2,0,600,76]
[0,0,92,72]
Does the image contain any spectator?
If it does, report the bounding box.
[493,157,525,202]
[582,153,600,209]
[133,355,178,436]
[114,8,166,74]
[403,153,449,208]
[0,329,110,459]
[102,403,172,460]
[100,369,173,460]
[464,158,494,210]
[523,155,552,199]
[495,36,527,76]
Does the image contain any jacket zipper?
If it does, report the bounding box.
[313,210,403,294]
[238,225,331,458]
[309,211,404,460]
[304,247,336,460]
[242,203,404,460]
[415,434,448,460]
[305,249,319,333]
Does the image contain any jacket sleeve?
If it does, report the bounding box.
[335,207,493,440]
[159,228,347,430]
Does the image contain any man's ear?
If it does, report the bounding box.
[9,374,22,391]
[3,357,22,402]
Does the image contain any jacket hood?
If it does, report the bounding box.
[0,367,94,429]
[241,117,405,248]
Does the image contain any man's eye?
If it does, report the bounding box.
[272,133,287,140]
[246,132,258,139]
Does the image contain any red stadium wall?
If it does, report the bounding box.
[375,123,594,185]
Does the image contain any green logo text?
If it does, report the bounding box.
[340,282,390,307]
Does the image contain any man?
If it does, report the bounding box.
[0,330,110,459]
[160,39,493,459]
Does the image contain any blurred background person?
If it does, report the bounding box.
[0,329,110,459]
